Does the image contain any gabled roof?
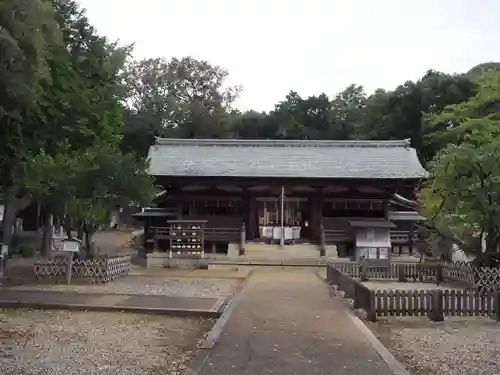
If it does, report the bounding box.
[147,138,428,179]
[389,194,419,209]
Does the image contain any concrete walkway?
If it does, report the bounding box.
[198,269,395,375]
[0,290,224,317]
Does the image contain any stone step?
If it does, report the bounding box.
[245,243,320,259]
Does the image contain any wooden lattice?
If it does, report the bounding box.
[441,261,476,290]
[474,267,500,293]
[330,261,500,292]
[33,255,130,283]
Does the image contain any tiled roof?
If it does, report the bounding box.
[147,138,428,179]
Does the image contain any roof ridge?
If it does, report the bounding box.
[154,138,412,148]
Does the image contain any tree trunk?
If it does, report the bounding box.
[63,215,73,240]
[486,225,498,254]
[2,198,17,248]
[40,211,53,257]
[77,225,84,242]
[1,187,31,277]
[83,225,94,258]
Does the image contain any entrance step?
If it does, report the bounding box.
[245,243,320,259]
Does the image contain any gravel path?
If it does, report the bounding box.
[10,277,239,298]
[0,309,212,375]
[368,317,500,375]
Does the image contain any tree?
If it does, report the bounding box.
[1,0,136,260]
[123,56,241,157]
[467,62,500,79]
[65,144,154,256]
[330,85,366,139]
[0,0,61,251]
[23,144,154,256]
[361,71,477,162]
[0,0,60,119]
[420,71,500,264]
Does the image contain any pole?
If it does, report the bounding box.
[66,252,73,284]
[0,244,7,281]
[280,185,284,246]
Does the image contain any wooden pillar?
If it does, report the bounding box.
[248,195,257,240]
[176,201,183,220]
[310,188,323,241]
[241,189,252,239]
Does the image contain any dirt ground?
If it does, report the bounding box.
[92,229,141,256]
[0,308,213,375]
[11,275,240,298]
[368,316,500,375]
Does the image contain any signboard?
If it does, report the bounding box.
[62,239,81,253]
[357,246,391,262]
[368,247,378,259]
[379,247,389,259]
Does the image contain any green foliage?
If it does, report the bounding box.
[121,66,477,163]
[18,242,36,258]
[2,0,498,264]
[122,56,241,156]
[420,71,500,258]
[0,0,153,254]
[22,143,154,233]
[0,0,60,113]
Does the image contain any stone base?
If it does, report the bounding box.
[228,243,240,258]
[146,252,207,269]
[324,245,338,258]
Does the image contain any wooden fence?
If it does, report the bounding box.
[330,262,438,282]
[329,261,500,292]
[33,255,131,283]
[326,264,500,321]
[374,289,497,318]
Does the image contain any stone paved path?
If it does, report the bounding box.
[0,290,223,316]
[198,269,395,375]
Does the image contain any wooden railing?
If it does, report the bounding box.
[149,226,170,239]
[323,228,352,244]
[390,230,417,244]
[321,227,418,246]
[204,227,240,242]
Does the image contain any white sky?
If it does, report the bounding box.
[76,0,500,112]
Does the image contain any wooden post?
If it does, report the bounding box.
[240,222,246,255]
[495,291,500,321]
[360,256,368,281]
[211,242,216,254]
[66,252,73,285]
[428,290,444,321]
[320,225,326,257]
[435,264,442,285]
[397,264,406,282]
[366,291,377,322]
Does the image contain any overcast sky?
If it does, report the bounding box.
[76,0,500,111]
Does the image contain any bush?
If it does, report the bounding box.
[18,243,36,258]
